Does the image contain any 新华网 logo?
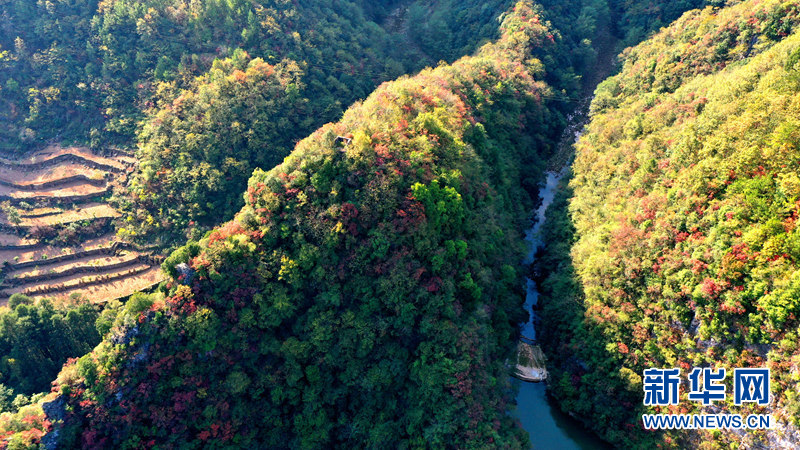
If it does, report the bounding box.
[641,367,772,430]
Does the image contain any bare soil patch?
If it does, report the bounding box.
[1,183,108,199]
[43,266,164,304]
[2,263,160,299]
[0,232,35,246]
[0,233,115,264]
[19,204,119,227]
[8,252,140,278]
[0,145,127,172]
[0,144,163,303]
[0,163,106,186]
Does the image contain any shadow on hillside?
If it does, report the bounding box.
[533,173,659,446]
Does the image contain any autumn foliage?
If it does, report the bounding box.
[539,0,800,447]
[21,3,567,447]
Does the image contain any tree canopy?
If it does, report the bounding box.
[15,2,572,447]
[539,0,800,447]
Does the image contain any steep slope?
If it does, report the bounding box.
[3,2,566,447]
[118,0,633,248]
[111,0,547,246]
[0,0,741,447]
[2,0,696,248]
[538,0,800,447]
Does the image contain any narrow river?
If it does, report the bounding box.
[511,21,619,446]
[511,102,610,449]
[512,171,608,449]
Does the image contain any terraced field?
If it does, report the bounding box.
[0,145,164,304]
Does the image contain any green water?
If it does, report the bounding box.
[513,381,610,449]
[513,138,610,450]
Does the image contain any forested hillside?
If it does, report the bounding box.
[0,294,100,397]
[117,0,673,247]
[0,0,770,448]
[609,0,722,47]
[117,0,606,246]
[118,50,307,244]
[539,0,800,447]
[0,0,693,249]
[0,2,568,447]
[0,0,420,152]
[109,0,529,246]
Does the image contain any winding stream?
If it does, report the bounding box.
[509,20,620,446]
[512,170,607,449]
[512,104,609,449]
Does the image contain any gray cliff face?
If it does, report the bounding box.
[41,396,67,450]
